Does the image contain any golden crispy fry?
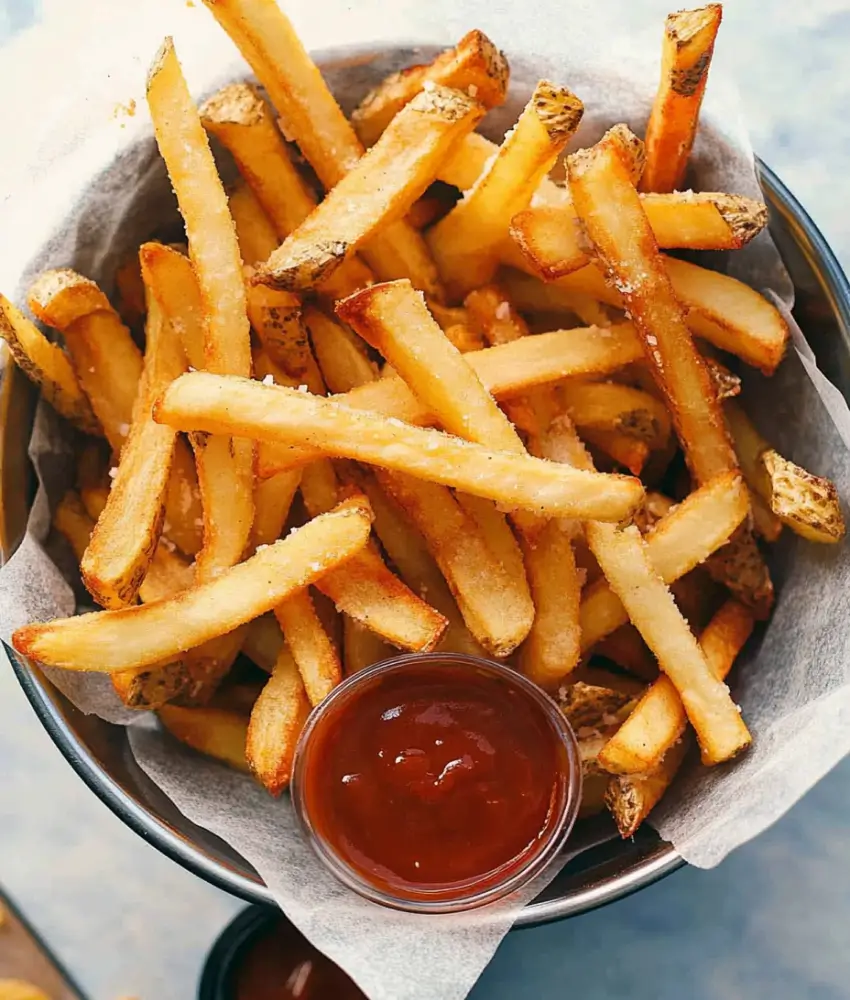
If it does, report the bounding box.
[13,496,373,672]
[204,85,373,299]
[605,737,689,838]
[406,184,459,229]
[509,191,766,279]
[580,471,749,650]
[53,490,95,563]
[561,380,671,449]
[0,293,100,435]
[726,401,845,543]
[157,370,645,520]
[501,241,788,374]
[351,467,484,657]
[749,487,783,543]
[343,617,393,673]
[229,178,282,266]
[579,426,650,476]
[427,82,583,298]
[299,460,448,651]
[641,4,723,193]
[464,283,531,346]
[27,267,203,556]
[376,470,533,657]
[274,589,342,705]
[454,491,526,578]
[258,322,643,474]
[305,307,378,393]
[242,614,284,673]
[586,521,751,765]
[339,281,524,453]
[257,86,483,291]
[567,128,737,485]
[599,599,754,774]
[427,301,469,332]
[159,704,250,772]
[200,0,443,297]
[442,323,486,353]
[147,38,254,584]
[351,30,509,147]
[80,265,185,609]
[246,641,311,794]
[27,269,143,449]
[252,469,302,548]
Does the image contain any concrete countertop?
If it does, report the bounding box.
[1,1,849,997]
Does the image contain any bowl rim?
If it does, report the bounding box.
[6,158,850,928]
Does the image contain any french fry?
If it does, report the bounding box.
[559,680,637,733]
[159,704,250,773]
[500,245,788,374]
[202,83,373,299]
[592,625,658,682]
[13,496,373,672]
[146,38,254,583]
[567,127,738,486]
[351,30,509,147]
[443,323,486,354]
[247,642,312,794]
[27,268,203,557]
[586,521,751,765]
[560,380,672,449]
[599,599,754,774]
[257,85,483,291]
[304,307,379,393]
[242,614,284,673]
[343,617,393,673]
[157,371,645,520]
[339,280,587,678]
[351,467,484,657]
[200,0,444,298]
[80,267,184,609]
[211,680,264,716]
[27,269,142,449]
[258,322,644,474]
[749,487,784,543]
[640,4,723,193]
[299,460,448,652]
[464,283,531,346]
[0,294,100,435]
[252,469,302,548]
[114,250,147,330]
[228,178,282,267]
[274,590,342,705]
[406,183,459,229]
[53,491,96,563]
[376,470,533,657]
[605,737,689,838]
[427,81,584,299]
[509,191,766,279]
[580,471,749,651]
[726,401,845,543]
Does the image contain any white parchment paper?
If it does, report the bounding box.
[1,2,849,998]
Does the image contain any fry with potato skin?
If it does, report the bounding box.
[80,293,181,609]
[351,29,509,147]
[599,599,754,774]
[155,371,645,521]
[580,471,750,651]
[203,85,373,299]
[510,191,768,279]
[247,642,311,794]
[586,520,751,766]
[27,267,203,557]
[605,737,690,838]
[13,496,373,673]
[640,4,723,193]
[0,294,100,435]
[200,0,443,298]
[146,38,254,584]
[256,85,484,291]
[427,81,584,299]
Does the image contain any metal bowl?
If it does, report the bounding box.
[4,46,850,927]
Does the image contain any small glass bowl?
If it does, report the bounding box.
[290,652,582,914]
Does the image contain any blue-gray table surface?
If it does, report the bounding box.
[1,0,849,997]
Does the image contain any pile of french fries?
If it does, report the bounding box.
[4,1,845,838]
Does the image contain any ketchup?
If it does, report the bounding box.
[234,919,365,1000]
[298,658,574,905]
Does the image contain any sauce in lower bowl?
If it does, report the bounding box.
[292,653,581,912]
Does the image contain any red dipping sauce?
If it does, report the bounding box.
[292,654,581,912]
